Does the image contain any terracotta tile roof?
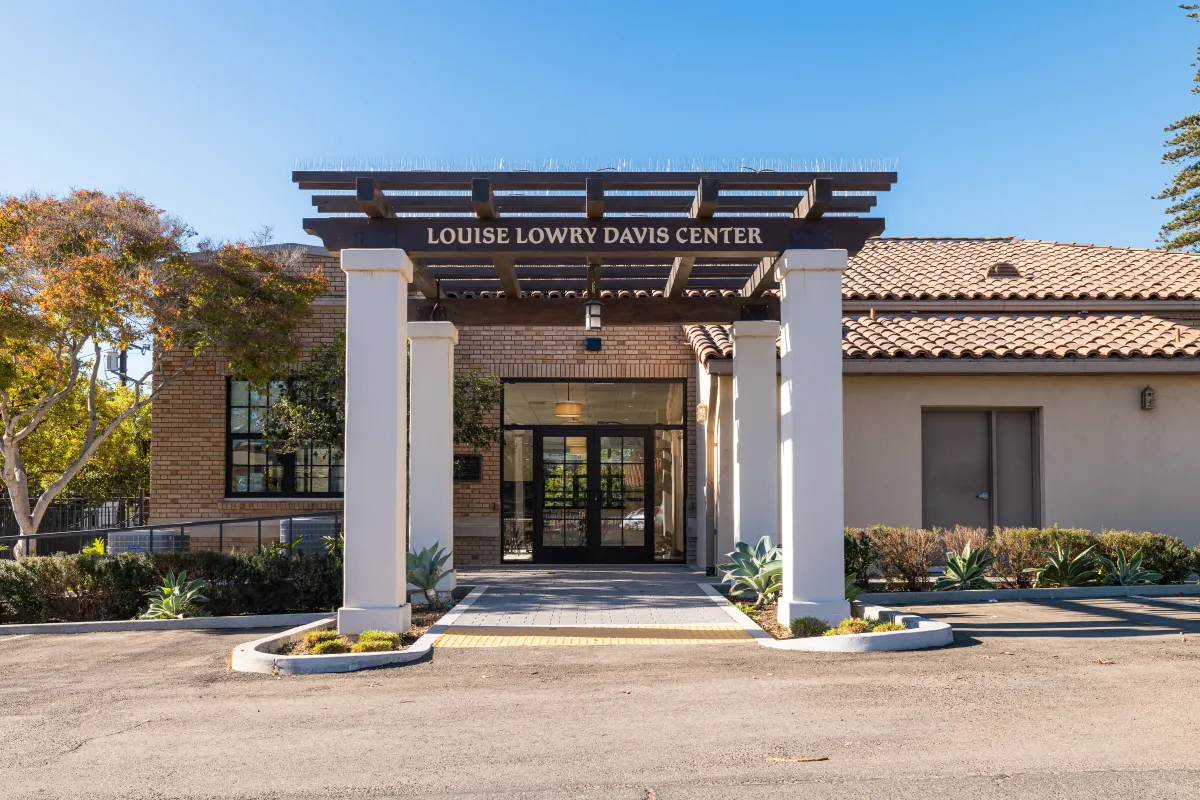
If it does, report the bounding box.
[843,238,1200,300]
[686,315,1200,364]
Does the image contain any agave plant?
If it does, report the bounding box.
[407,543,453,608]
[1096,547,1162,586]
[719,536,782,608]
[1024,544,1100,587]
[845,573,863,601]
[140,571,211,619]
[321,533,344,556]
[934,542,996,590]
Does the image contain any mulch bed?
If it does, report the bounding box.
[280,602,454,655]
[724,594,793,640]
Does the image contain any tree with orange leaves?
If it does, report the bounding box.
[0,190,327,553]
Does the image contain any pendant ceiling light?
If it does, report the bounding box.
[567,436,587,456]
[554,382,583,419]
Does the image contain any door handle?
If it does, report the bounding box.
[976,491,989,500]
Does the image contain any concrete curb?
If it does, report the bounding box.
[0,613,332,636]
[698,584,954,652]
[230,584,490,675]
[1130,594,1200,611]
[859,583,1200,606]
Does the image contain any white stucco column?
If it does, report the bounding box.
[731,320,781,548]
[408,321,458,598]
[338,249,412,635]
[776,249,850,626]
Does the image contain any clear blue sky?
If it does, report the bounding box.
[1,0,1196,249]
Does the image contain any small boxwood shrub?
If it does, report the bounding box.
[310,636,350,655]
[302,629,342,648]
[789,616,830,638]
[357,630,400,647]
[350,639,395,653]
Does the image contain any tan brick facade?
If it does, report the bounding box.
[150,254,699,565]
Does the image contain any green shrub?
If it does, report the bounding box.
[821,617,905,635]
[310,637,350,655]
[941,526,988,565]
[869,526,939,591]
[357,630,401,647]
[990,527,1049,589]
[789,616,830,638]
[823,618,875,636]
[301,628,342,648]
[0,551,343,623]
[843,528,878,590]
[1044,526,1094,555]
[350,638,396,653]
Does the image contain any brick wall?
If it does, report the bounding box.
[151,254,699,564]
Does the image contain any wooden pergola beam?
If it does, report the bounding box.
[311,192,879,216]
[472,178,497,218]
[296,169,898,193]
[492,255,521,298]
[666,178,720,297]
[795,178,833,220]
[585,178,604,218]
[740,256,778,298]
[408,257,440,299]
[355,177,393,219]
[410,296,780,326]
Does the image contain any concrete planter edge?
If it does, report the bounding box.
[698,583,954,652]
[229,584,490,675]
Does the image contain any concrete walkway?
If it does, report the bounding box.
[441,565,751,646]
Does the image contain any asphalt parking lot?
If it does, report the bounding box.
[2,597,1200,799]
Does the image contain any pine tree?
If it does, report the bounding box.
[1159,5,1200,250]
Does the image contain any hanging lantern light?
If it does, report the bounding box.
[554,382,583,418]
[584,298,602,331]
[567,437,588,456]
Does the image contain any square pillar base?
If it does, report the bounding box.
[777,598,850,628]
[338,604,412,635]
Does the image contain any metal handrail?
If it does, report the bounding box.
[0,510,343,556]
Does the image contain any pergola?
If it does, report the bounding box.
[293,167,897,633]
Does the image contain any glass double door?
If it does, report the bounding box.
[534,428,655,563]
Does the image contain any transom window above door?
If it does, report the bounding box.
[503,381,685,426]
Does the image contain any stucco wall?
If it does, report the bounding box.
[843,373,1200,545]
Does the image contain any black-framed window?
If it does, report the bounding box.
[226,379,344,497]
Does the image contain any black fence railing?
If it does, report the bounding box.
[0,494,148,538]
[0,510,343,559]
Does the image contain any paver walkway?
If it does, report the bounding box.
[438,565,751,647]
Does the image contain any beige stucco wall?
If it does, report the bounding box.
[843,373,1200,545]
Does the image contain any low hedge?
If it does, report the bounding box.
[0,551,342,623]
[846,526,1199,589]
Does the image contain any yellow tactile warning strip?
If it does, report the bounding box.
[435,624,753,648]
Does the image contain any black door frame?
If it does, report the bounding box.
[532,426,655,564]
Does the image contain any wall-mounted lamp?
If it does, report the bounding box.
[1141,385,1156,411]
[584,298,602,331]
[695,403,709,423]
